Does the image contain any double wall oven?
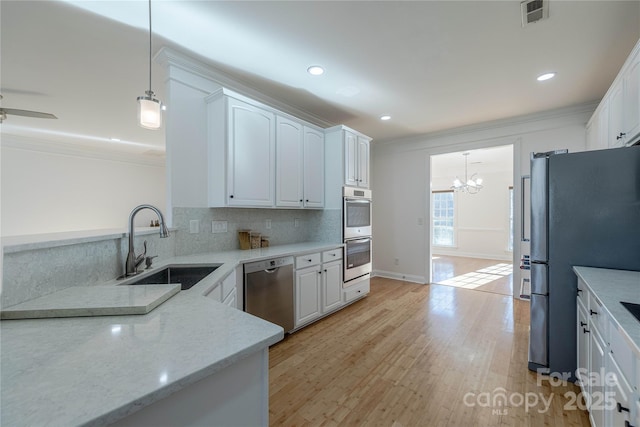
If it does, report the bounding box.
[343,187,372,285]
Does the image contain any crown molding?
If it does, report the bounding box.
[1,133,165,167]
[374,101,597,152]
[155,47,334,128]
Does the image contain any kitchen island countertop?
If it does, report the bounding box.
[573,266,640,354]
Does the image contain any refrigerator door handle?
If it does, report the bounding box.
[521,175,530,242]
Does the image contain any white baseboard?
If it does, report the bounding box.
[372,270,426,284]
[431,251,513,262]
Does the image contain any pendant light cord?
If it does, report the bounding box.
[148,0,152,95]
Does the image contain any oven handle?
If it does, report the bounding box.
[344,198,372,203]
[345,237,372,244]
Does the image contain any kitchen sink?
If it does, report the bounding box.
[126,265,220,290]
[620,301,640,323]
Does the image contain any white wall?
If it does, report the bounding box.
[371,104,593,290]
[431,169,513,261]
[1,143,166,236]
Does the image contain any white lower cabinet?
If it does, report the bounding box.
[321,260,343,313]
[295,265,322,327]
[294,248,351,329]
[575,275,640,427]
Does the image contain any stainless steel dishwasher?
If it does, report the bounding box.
[244,256,294,332]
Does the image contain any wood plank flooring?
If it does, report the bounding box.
[269,277,589,426]
[432,255,514,296]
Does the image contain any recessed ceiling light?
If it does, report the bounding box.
[537,72,556,81]
[380,115,391,121]
[307,65,325,76]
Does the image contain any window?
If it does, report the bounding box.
[508,186,514,252]
[432,190,455,246]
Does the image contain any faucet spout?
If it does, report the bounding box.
[125,204,169,276]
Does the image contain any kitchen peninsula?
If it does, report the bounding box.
[0,238,347,427]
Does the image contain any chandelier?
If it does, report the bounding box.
[451,152,483,194]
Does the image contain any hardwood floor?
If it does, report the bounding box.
[269,277,589,426]
[432,255,514,296]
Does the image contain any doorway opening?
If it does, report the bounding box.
[430,145,514,296]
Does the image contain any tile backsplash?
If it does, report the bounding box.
[2,207,341,307]
[172,207,341,256]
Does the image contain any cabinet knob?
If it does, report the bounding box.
[318,271,322,275]
[590,309,598,316]
[616,132,626,140]
[229,195,234,199]
[300,199,303,203]
[306,199,309,203]
[307,259,312,262]
[577,288,583,294]
[583,327,590,334]
[580,321,587,327]
[617,402,630,413]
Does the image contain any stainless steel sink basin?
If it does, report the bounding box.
[126,265,220,290]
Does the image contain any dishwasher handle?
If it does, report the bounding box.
[264,267,279,274]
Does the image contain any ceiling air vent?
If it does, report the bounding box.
[521,0,549,27]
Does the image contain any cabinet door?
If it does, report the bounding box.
[589,329,606,427]
[576,302,590,396]
[227,98,275,206]
[295,266,321,327]
[303,127,324,208]
[276,116,303,207]
[322,260,343,313]
[623,54,640,143]
[357,136,370,188]
[606,353,632,427]
[344,131,358,187]
[608,84,625,148]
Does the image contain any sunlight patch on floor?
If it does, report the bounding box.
[438,263,513,289]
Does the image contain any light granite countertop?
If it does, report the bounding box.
[573,266,640,354]
[1,241,342,427]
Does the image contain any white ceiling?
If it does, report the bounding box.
[1,1,639,155]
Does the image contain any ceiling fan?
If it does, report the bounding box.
[0,94,57,123]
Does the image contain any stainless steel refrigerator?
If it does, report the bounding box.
[528,146,640,379]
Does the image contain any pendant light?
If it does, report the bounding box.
[451,152,483,194]
[137,0,162,130]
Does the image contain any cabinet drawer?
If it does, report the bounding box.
[588,292,607,337]
[296,252,321,269]
[609,322,634,384]
[322,248,343,262]
[577,278,589,309]
[344,280,370,303]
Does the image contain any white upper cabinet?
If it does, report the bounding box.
[207,91,276,207]
[207,88,324,209]
[302,126,324,208]
[276,116,304,208]
[623,51,640,142]
[325,126,372,191]
[587,39,640,149]
[275,117,325,209]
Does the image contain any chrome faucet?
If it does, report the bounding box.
[125,204,170,276]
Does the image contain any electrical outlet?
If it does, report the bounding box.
[212,220,228,233]
[294,218,300,228]
[189,220,199,234]
[394,258,399,265]
[265,219,271,229]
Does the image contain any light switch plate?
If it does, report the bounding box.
[265,219,271,229]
